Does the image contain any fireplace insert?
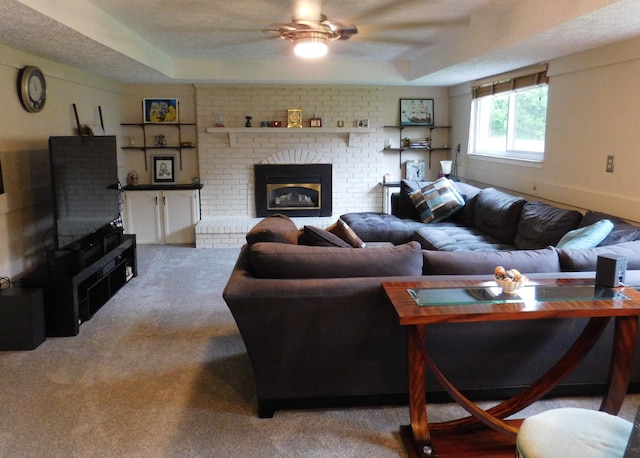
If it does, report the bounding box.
[254,164,332,217]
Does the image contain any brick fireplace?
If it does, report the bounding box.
[254,164,332,217]
[194,85,390,248]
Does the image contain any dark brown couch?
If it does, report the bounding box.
[224,203,640,417]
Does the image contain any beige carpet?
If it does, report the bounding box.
[1,245,638,457]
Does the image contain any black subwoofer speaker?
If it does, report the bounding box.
[595,254,627,287]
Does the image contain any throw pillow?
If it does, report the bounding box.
[298,226,351,248]
[408,177,465,223]
[579,211,640,246]
[556,219,614,249]
[327,218,367,248]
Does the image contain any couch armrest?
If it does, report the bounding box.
[222,245,426,404]
[390,191,400,216]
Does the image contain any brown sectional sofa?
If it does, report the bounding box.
[342,179,640,254]
[223,180,640,417]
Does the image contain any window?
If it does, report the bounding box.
[469,68,548,163]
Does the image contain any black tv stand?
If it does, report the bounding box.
[22,228,137,337]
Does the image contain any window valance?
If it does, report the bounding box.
[471,64,548,99]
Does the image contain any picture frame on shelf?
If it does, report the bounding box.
[152,154,176,184]
[405,160,426,181]
[400,98,434,126]
[143,98,179,123]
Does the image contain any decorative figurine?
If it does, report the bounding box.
[127,171,139,186]
[153,135,167,147]
[245,116,252,127]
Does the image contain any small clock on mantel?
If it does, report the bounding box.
[287,109,302,128]
[17,66,47,113]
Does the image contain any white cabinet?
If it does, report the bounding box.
[123,188,200,245]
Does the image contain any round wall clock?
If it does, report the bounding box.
[18,66,46,113]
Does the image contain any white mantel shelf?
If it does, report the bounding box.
[205,126,376,147]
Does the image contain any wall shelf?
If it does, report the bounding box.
[205,126,376,147]
[383,125,451,169]
[121,123,196,170]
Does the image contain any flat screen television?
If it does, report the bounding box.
[49,136,121,250]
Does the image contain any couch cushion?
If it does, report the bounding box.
[413,224,515,252]
[327,218,367,248]
[579,211,640,246]
[298,225,351,248]
[422,246,560,275]
[246,214,300,245]
[409,177,465,223]
[516,408,632,458]
[474,188,526,244]
[249,241,423,279]
[557,240,640,271]
[396,179,430,220]
[514,201,583,250]
[448,181,482,227]
[340,212,427,245]
[556,219,614,249]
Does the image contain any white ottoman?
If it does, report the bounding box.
[516,408,633,458]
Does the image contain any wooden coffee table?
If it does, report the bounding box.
[382,278,640,457]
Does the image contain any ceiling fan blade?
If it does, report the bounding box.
[337,25,358,40]
[263,21,313,35]
[320,20,358,40]
[351,36,435,48]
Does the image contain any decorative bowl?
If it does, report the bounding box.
[494,278,528,295]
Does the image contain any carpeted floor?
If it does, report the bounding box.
[1,245,639,457]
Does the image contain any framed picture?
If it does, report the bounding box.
[400,98,434,126]
[143,98,179,123]
[152,154,176,184]
[405,160,426,181]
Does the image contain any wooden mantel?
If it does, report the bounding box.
[205,126,376,147]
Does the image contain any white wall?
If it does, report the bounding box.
[194,85,449,219]
[196,85,384,218]
[449,35,640,223]
[0,45,123,281]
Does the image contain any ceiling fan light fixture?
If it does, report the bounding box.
[293,33,329,58]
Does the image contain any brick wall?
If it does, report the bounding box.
[195,85,385,219]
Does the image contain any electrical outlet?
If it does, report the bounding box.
[606,155,614,173]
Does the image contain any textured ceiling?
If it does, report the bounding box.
[2,0,640,85]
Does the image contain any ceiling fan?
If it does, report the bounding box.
[264,0,358,58]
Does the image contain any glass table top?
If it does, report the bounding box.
[408,284,630,307]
